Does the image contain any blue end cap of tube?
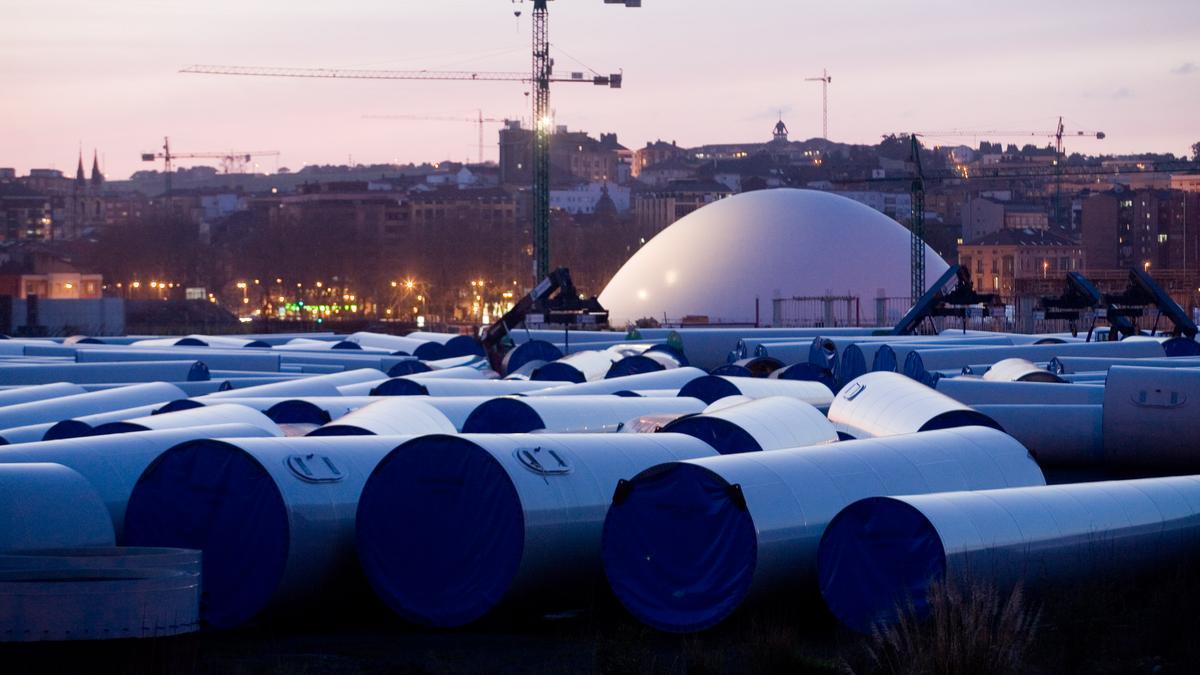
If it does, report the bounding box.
[356,435,524,627]
[602,463,758,633]
[817,497,946,633]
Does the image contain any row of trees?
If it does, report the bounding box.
[79,204,647,321]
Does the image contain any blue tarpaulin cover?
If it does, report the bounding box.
[124,439,290,629]
[355,435,525,627]
[817,496,946,633]
[677,376,742,404]
[602,463,757,632]
[659,416,764,455]
[461,399,546,433]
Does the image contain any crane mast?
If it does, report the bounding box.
[909,134,926,302]
[531,0,552,280]
[804,68,831,139]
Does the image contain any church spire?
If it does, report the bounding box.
[90,149,104,189]
[75,149,86,185]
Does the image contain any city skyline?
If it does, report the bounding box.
[3,0,1198,179]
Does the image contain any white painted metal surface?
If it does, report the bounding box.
[934,378,1103,405]
[533,349,621,383]
[1051,355,1200,374]
[0,383,87,407]
[0,463,115,552]
[523,367,708,397]
[0,360,208,385]
[828,372,999,439]
[678,375,834,408]
[972,404,1103,467]
[7,402,173,443]
[405,365,492,381]
[660,396,837,454]
[345,331,443,358]
[93,403,283,437]
[980,357,1064,383]
[308,399,456,436]
[903,340,1166,385]
[204,367,386,399]
[1102,366,1200,468]
[0,382,186,430]
[75,346,283,371]
[385,378,560,397]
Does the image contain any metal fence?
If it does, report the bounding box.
[770,296,919,328]
[771,292,1200,337]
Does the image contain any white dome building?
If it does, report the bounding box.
[599,188,948,326]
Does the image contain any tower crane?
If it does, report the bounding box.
[913,118,1105,154]
[363,111,509,164]
[909,117,1105,227]
[804,68,831,139]
[182,0,641,282]
[140,137,280,193]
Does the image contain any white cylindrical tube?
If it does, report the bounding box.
[818,475,1200,632]
[0,424,282,539]
[0,382,87,407]
[523,367,708,397]
[0,382,186,431]
[462,396,707,433]
[369,377,559,397]
[0,463,115,552]
[601,426,1044,633]
[828,372,999,439]
[355,432,719,627]
[980,357,1064,383]
[972,404,1103,467]
[307,399,457,436]
[532,350,621,383]
[1050,355,1200,374]
[1102,366,1200,468]
[904,340,1166,386]
[124,435,416,628]
[677,375,833,408]
[0,360,208,385]
[659,396,837,454]
[345,331,447,359]
[934,378,1103,405]
[203,368,386,399]
[91,403,283,437]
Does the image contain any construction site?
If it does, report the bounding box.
[4,1,1200,674]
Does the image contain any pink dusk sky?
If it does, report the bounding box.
[2,0,1197,179]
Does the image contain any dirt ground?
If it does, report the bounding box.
[5,565,1200,675]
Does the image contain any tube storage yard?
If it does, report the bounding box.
[1,324,1199,642]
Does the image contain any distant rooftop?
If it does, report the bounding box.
[964,228,1075,247]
